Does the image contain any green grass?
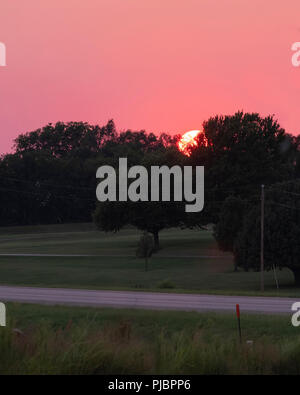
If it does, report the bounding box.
[0,255,295,296]
[1,303,300,374]
[0,224,219,255]
[7,303,297,340]
[0,223,298,296]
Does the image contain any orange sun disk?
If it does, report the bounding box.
[178,130,206,156]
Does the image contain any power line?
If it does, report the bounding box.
[272,189,300,198]
[0,175,95,191]
[0,186,96,202]
[266,201,300,212]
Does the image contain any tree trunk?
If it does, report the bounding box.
[152,231,159,251]
[292,268,300,287]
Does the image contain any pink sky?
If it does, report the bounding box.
[0,0,300,153]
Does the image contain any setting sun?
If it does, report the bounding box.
[178,130,207,156]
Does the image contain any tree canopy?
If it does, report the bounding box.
[0,120,178,226]
[233,180,300,286]
[186,111,298,226]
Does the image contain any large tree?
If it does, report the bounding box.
[214,195,247,270]
[233,180,300,286]
[94,200,186,250]
[188,112,296,225]
[93,147,188,250]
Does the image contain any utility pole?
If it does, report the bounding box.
[260,184,264,292]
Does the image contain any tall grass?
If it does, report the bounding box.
[1,319,300,374]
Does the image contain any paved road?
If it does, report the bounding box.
[0,285,297,314]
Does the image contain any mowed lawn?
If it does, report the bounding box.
[0,223,296,295]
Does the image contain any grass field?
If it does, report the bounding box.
[0,223,297,296]
[1,303,300,374]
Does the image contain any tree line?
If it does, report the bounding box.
[1,112,300,283]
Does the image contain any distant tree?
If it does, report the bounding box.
[0,150,97,226]
[14,120,117,159]
[1,121,171,226]
[214,196,247,271]
[93,201,129,233]
[290,134,300,177]
[234,180,300,286]
[158,133,181,148]
[136,231,155,271]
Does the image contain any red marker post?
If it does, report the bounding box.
[236,304,242,344]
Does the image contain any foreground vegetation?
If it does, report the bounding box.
[0,303,299,375]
